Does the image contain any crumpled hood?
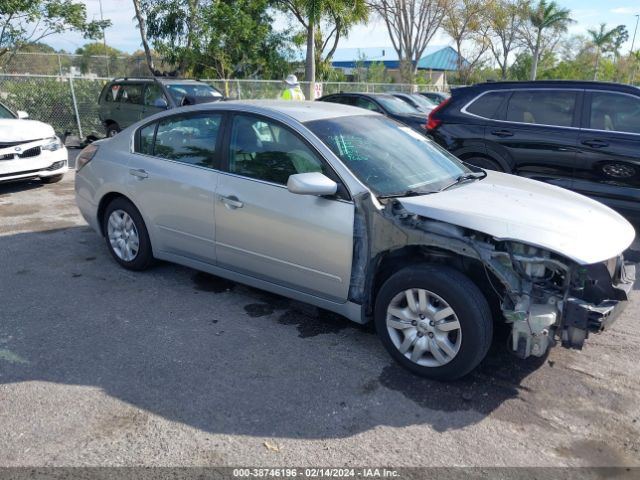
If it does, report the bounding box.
[398,171,636,265]
[0,119,55,142]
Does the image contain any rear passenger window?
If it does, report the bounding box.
[589,92,640,134]
[506,90,576,127]
[148,113,222,168]
[355,97,381,112]
[118,84,144,105]
[466,91,508,119]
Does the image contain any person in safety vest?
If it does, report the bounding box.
[279,74,306,101]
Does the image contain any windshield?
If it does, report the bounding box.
[166,84,222,103]
[410,94,437,110]
[0,103,15,119]
[376,95,421,115]
[305,115,470,196]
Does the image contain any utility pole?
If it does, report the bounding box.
[630,15,639,85]
[98,0,110,77]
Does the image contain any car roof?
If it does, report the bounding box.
[469,80,640,94]
[109,77,208,85]
[178,100,378,122]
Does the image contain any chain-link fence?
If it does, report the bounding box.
[0,74,455,139]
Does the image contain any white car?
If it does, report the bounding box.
[0,101,68,184]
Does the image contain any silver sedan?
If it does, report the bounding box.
[75,100,635,380]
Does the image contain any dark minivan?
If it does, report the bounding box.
[98,77,224,137]
[428,81,640,219]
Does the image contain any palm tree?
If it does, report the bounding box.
[527,0,573,80]
[588,23,618,80]
[280,0,368,98]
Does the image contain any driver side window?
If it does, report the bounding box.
[228,114,326,185]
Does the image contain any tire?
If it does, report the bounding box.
[102,197,154,271]
[41,174,64,184]
[106,123,121,138]
[464,156,503,172]
[374,264,493,380]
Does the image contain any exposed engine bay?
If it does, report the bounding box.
[351,193,636,359]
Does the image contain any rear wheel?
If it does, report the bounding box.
[106,123,121,138]
[41,174,64,184]
[102,197,154,271]
[374,264,493,380]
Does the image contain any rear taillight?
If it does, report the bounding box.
[76,144,99,172]
[426,97,451,131]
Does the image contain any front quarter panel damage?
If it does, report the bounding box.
[349,193,636,359]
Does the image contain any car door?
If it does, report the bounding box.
[573,90,640,214]
[215,113,354,301]
[129,112,224,263]
[486,89,581,189]
[115,82,146,128]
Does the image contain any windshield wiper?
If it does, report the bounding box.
[377,189,435,199]
[438,171,487,192]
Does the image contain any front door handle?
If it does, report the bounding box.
[220,195,244,209]
[129,168,149,179]
[490,129,514,137]
[581,139,609,148]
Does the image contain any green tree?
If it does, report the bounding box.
[139,0,291,79]
[367,61,389,83]
[75,42,123,76]
[520,0,573,80]
[0,0,110,62]
[279,0,368,97]
[587,23,618,80]
[442,0,491,84]
[486,0,527,80]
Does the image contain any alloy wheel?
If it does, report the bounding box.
[107,209,140,262]
[386,288,462,367]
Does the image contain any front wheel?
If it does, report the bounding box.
[374,265,493,380]
[106,123,121,138]
[102,197,154,271]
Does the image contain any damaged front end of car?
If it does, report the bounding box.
[351,193,636,359]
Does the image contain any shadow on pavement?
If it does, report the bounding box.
[0,225,631,438]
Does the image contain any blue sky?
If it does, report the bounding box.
[46,0,640,55]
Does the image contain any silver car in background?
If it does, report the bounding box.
[75,101,636,380]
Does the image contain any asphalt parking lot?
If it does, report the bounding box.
[1,150,640,467]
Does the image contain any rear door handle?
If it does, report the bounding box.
[490,129,514,137]
[581,139,609,148]
[220,195,244,209]
[129,168,149,179]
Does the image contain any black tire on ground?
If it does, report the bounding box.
[102,197,154,271]
[374,264,493,381]
[464,157,503,172]
[41,174,64,184]
[106,123,121,137]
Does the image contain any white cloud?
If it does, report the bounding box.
[610,7,640,15]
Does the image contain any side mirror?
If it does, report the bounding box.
[16,110,29,119]
[287,172,337,196]
[154,98,168,109]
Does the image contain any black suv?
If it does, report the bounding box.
[428,81,640,219]
[318,92,428,133]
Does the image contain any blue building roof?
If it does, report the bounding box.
[417,46,462,70]
[329,46,464,71]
